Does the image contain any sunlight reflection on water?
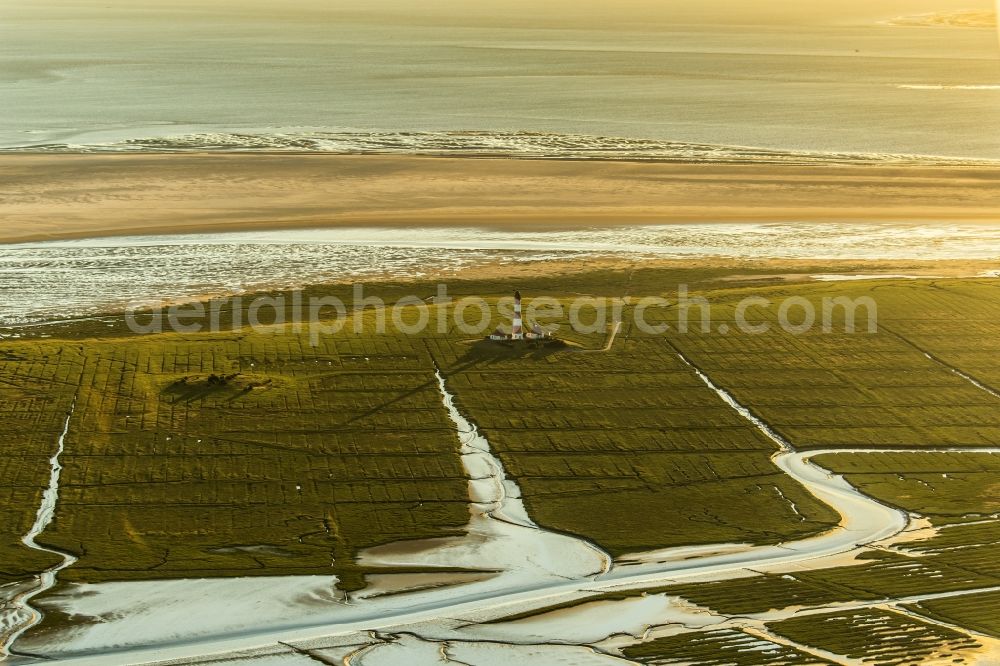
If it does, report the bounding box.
[1,223,999,325]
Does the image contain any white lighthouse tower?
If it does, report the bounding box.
[487,289,552,343]
[511,290,524,340]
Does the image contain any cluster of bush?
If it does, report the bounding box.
[172,373,241,387]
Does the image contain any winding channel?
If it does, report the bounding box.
[431,366,613,576]
[1,400,77,658]
[17,359,1000,664]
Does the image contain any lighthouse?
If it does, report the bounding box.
[487,290,553,343]
[511,290,524,340]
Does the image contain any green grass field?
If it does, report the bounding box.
[1,330,474,591]
[911,589,1000,639]
[623,627,837,666]
[432,335,838,556]
[2,268,999,655]
[767,607,983,665]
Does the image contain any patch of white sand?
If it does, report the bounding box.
[878,515,942,554]
[615,543,753,567]
[172,653,320,666]
[473,594,723,645]
[337,632,637,666]
[355,572,496,601]
[23,576,344,654]
[446,641,638,665]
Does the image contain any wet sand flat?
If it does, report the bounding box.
[2,154,1000,244]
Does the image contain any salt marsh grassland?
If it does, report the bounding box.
[1,266,999,664]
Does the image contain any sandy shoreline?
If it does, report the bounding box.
[2,154,1000,245]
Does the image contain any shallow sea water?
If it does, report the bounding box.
[2,223,999,325]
